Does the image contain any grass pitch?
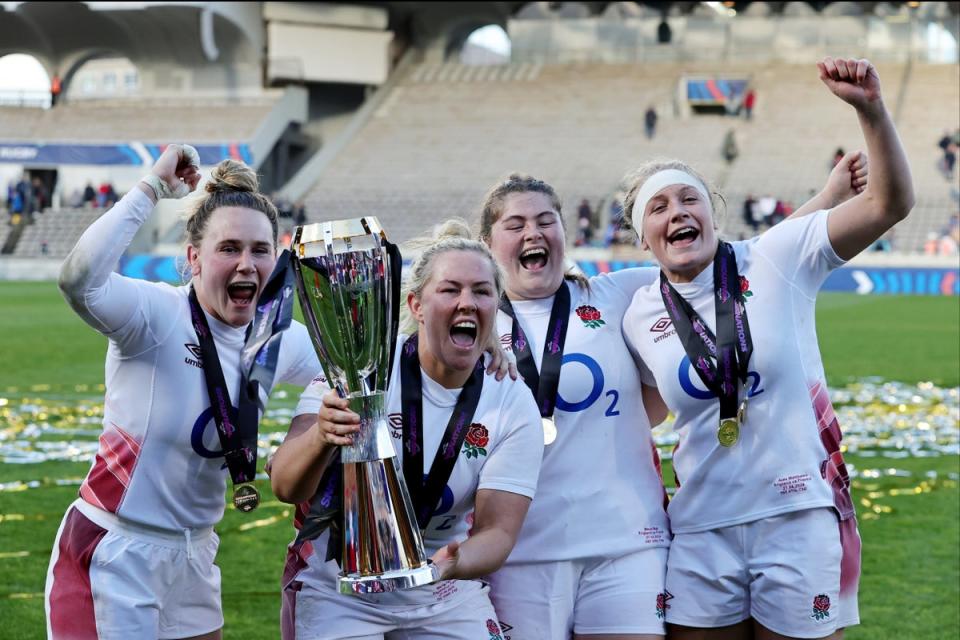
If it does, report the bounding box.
[0,282,957,639]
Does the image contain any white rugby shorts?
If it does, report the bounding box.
[664,507,860,638]
[487,547,669,639]
[284,575,505,640]
[45,499,222,640]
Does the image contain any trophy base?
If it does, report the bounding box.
[338,563,440,596]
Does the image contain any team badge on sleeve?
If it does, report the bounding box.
[811,594,831,621]
[486,619,504,640]
[575,305,606,329]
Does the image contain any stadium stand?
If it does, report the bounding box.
[0,94,281,143]
[299,59,959,252]
[11,207,107,258]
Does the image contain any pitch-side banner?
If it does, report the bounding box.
[0,142,253,166]
[119,256,960,296]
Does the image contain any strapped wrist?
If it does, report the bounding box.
[141,173,190,200]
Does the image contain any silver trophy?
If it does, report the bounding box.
[291,218,438,595]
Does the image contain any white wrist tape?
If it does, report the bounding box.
[141,144,201,200]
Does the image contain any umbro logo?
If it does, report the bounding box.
[184,343,203,368]
[650,317,677,344]
[388,412,402,439]
[650,317,672,332]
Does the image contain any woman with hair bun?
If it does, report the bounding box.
[272,219,544,640]
[47,144,320,640]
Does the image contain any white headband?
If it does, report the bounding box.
[629,169,710,232]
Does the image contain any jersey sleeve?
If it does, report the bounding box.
[277,322,322,388]
[294,373,332,417]
[753,209,845,296]
[58,187,181,354]
[477,379,544,499]
[596,266,660,301]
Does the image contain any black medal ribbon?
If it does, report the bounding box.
[400,333,485,530]
[498,282,571,418]
[189,249,296,499]
[659,241,753,422]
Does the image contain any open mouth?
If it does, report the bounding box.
[519,247,549,271]
[227,281,258,307]
[450,320,478,348]
[668,226,699,247]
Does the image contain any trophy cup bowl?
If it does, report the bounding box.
[291,218,439,594]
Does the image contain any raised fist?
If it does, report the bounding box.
[148,144,201,199]
[817,57,883,112]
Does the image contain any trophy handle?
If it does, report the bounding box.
[383,239,403,386]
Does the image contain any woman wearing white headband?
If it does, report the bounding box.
[621,58,913,640]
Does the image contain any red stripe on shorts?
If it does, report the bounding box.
[49,508,108,639]
[838,516,862,596]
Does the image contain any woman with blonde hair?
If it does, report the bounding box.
[272,220,544,639]
[47,145,320,640]
[621,57,912,640]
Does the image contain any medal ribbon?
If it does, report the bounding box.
[189,249,296,490]
[498,282,571,418]
[400,333,485,530]
[659,242,753,422]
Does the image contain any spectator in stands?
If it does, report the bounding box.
[832,147,846,168]
[645,106,658,139]
[50,74,62,107]
[758,193,777,228]
[293,200,307,226]
[722,128,739,164]
[82,182,97,207]
[48,144,322,640]
[31,177,48,215]
[576,197,594,246]
[742,194,760,232]
[938,132,957,179]
[620,56,913,640]
[743,88,756,120]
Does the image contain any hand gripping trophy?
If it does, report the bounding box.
[291,218,439,594]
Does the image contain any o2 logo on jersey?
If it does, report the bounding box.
[554,353,621,417]
[191,407,228,467]
[677,355,765,400]
[427,475,458,531]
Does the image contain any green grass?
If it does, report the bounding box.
[0,282,958,639]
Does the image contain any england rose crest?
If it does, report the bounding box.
[655,590,674,619]
[575,305,605,329]
[811,594,831,621]
[739,275,754,299]
[463,423,489,459]
[486,619,503,640]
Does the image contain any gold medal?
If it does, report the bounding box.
[717,418,739,447]
[542,416,558,446]
[233,484,260,513]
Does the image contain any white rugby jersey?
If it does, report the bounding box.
[291,335,544,603]
[623,210,855,534]
[498,272,672,564]
[61,188,320,530]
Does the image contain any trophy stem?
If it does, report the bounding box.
[340,457,439,594]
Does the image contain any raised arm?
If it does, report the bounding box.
[270,388,358,504]
[58,144,200,332]
[792,149,869,218]
[818,57,915,260]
